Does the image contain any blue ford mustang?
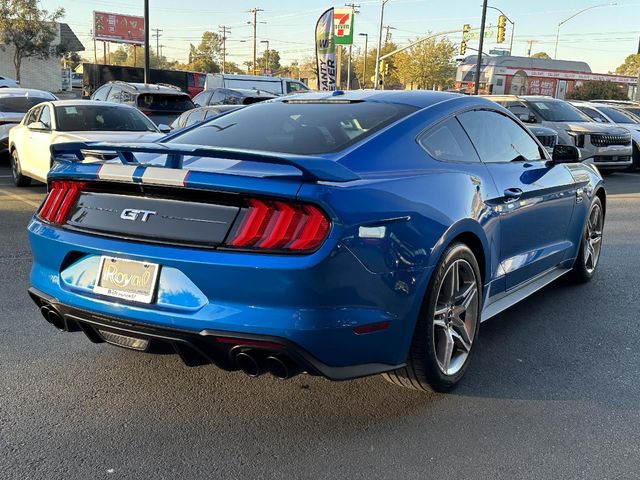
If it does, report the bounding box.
[27,90,605,392]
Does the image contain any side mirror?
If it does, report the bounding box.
[158,124,172,133]
[517,113,537,123]
[28,121,49,131]
[551,144,581,163]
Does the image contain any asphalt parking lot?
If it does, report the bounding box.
[1,164,639,480]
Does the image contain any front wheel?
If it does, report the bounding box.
[10,149,31,187]
[570,197,604,283]
[383,243,482,392]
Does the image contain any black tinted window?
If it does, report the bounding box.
[418,117,480,163]
[576,106,609,123]
[168,101,417,155]
[0,96,50,113]
[55,105,157,132]
[599,106,638,124]
[458,110,543,163]
[137,94,194,112]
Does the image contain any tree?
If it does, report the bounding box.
[61,51,82,70]
[0,0,65,83]
[394,37,456,90]
[566,80,627,101]
[257,49,281,73]
[353,42,403,89]
[185,31,222,73]
[531,52,551,59]
[615,54,640,76]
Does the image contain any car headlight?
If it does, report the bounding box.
[567,131,585,148]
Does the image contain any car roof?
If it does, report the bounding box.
[49,99,139,108]
[278,89,464,109]
[104,81,186,95]
[0,88,56,99]
[204,87,277,98]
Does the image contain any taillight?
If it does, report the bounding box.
[38,181,86,224]
[227,199,330,252]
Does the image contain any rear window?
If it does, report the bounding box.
[55,105,157,132]
[167,100,417,154]
[0,96,51,113]
[137,93,194,112]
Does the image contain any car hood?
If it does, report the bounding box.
[53,131,165,143]
[544,121,629,135]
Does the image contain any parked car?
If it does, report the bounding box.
[170,105,243,130]
[27,91,606,393]
[570,101,640,170]
[204,73,310,96]
[192,88,276,108]
[71,72,83,89]
[9,100,165,186]
[0,88,57,156]
[590,100,640,118]
[90,81,195,126]
[485,95,633,172]
[526,125,558,155]
[0,75,19,88]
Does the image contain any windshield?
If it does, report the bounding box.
[599,106,639,124]
[528,100,592,122]
[0,96,51,113]
[167,100,418,155]
[137,94,194,112]
[55,105,157,132]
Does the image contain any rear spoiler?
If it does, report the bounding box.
[50,142,360,183]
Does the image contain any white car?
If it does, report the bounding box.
[9,100,166,186]
[0,75,19,88]
[1,89,57,155]
[570,101,640,170]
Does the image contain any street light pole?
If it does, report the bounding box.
[474,0,488,95]
[359,32,368,88]
[143,0,150,83]
[374,0,389,90]
[554,2,617,59]
[260,40,269,74]
[486,5,514,55]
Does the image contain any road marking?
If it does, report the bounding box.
[0,188,42,208]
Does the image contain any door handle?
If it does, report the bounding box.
[503,188,523,202]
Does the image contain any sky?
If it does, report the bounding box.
[44,0,640,74]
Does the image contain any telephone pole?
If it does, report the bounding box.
[248,8,264,75]
[219,25,231,73]
[384,25,396,45]
[143,0,150,82]
[473,0,488,95]
[152,28,163,67]
[345,3,360,90]
[374,0,390,90]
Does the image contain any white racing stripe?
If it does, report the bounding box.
[97,164,137,182]
[141,167,188,187]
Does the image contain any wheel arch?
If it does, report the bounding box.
[594,186,606,218]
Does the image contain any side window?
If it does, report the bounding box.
[25,106,41,125]
[577,106,609,123]
[106,87,122,103]
[120,91,134,103]
[225,94,241,105]
[197,75,205,88]
[205,108,221,119]
[187,75,195,88]
[193,91,211,107]
[185,109,206,126]
[458,110,543,163]
[287,81,308,93]
[208,91,226,105]
[38,105,52,129]
[93,86,111,102]
[418,117,480,163]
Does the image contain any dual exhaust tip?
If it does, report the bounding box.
[40,304,66,331]
[235,351,302,380]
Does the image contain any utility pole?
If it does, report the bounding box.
[384,25,396,45]
[345,3,360,90]
[526,40,538,57]
[143,0,150,82]
[152,28,163,67]
[218,25,230,73]
[249,8,264,75]
[260,39,270,74]
[374,0,389,90]
[473,0,488,95]
[359,32,368,88]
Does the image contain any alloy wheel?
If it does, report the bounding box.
[584,203,603,274]
[432,259,479,376]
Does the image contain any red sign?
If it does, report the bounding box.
[93,11,145,44]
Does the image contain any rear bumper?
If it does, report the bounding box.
[28,287,403,380]
[28,217,430,375]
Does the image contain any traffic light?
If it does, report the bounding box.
[497,15,507,44]
[460,24,471,56]
[460,40,467,56]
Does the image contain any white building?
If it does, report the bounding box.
[0,23,84,92]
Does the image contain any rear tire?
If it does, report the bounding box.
[570,197,604,283]
[10,148,31,187]
[629,144,640,172]
[383,243,482,392]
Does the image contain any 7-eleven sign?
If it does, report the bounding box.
[334,8,354,45]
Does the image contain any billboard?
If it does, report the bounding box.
[334,8,354,45]
[93,11,145,44]
[315,8,336,91]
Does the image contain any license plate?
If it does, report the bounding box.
[94,256,160,304]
